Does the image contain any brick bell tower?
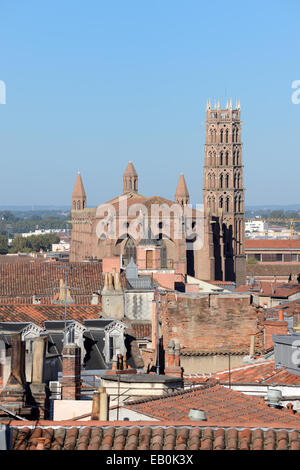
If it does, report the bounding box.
[203,98,246,286]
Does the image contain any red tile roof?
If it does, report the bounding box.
[0,304,101,327]
[185,360,300,386]
[7,422,300,450]
[125,382,300,428]
[246,239,300,250]
[0,261,123,304]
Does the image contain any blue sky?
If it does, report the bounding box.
[0,0,299,207]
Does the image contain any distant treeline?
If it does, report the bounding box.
[0,233,60,254]
[0,210,71,235]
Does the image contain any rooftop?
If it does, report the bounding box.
[7,422,300,450]
[125,382,300,428]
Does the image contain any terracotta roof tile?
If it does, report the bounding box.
[0,261,126,304]
[0,304,101,327]
[7,422,300,450]
[125,382,300,428]
[184,360,300,386]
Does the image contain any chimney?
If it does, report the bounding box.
[30,336,49,419]
[91,391,100,420]
[264,319,288,350]
[61,343,81,400]
[249,335,255,357]
[164,342,183,379]
[278,310,284,321]
[0,333,28,416]
[99,386,109,421]
[168,340,175,367]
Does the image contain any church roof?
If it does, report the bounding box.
[72,172,86,198]
[175,173,189,198]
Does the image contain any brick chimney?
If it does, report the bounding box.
[164,341,183,378]
[61,343,81,400]
[264,319,289,350]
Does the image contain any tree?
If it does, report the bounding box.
[0,235,8,254]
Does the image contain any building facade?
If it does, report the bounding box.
[70,101,246,285]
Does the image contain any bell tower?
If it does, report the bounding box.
[203,98,246,286]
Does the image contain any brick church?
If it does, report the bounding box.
[70,100,246,286]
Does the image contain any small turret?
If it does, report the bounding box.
[123,161,138,194]
[175,173,189,206]
[72,171,86,210]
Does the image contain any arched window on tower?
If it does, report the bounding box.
[236,128,239,142]
[234,196,237,212]
[225,152,229,166]
[236,150,239,165]
[73,201,76,210]
[77,201,81,210]
[220,128,223,143]
[208,151,212,165]
[226,196,230,212]
[219,196,223,209]
[213,129,217,143]
[210,129,213,143]
[238,195,241,212]
[225,129,229,143]
[237,173,240,188]
[225,174,229,188]
[233,151,236,165]
[220,174,223,188]
[220,152,223,166]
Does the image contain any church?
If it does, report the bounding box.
[70,100,246,286]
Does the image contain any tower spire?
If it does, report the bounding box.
[175,173,189,206]
[72,171,86,210]
[123,161,138,194]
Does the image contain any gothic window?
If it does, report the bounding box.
[226,197,230,212]
[234,196,237,212]
[220,128,223,143]
[213,151,216,165]
[212,197,216,212]
[157,238,167,268]
[225,129,229,143]
[233,151,236,165]
[82,201,85,209]
[220,152,223,166]
[219,196,223,209]
[225,152,229,166]
[213,129,217,143]
[77,201,81,210]
[225,174,229,188]
[236,128,239,142]
[237,173,240,188]
[210,129,213,143]
[238,196,242,212]
[220,174,223,188]
[125,237,136,264]
[211,173,215,188]
[236,150,239,165]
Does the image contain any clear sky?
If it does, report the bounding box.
[0,0,299,207]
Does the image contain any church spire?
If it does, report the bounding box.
[175,173,189,206]
[72,171,86,210]
[123,161,138,193]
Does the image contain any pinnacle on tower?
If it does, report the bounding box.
[72,171,86,210]
[175,173,190,205]
[123,161,138,193]
[72,171,86,198]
